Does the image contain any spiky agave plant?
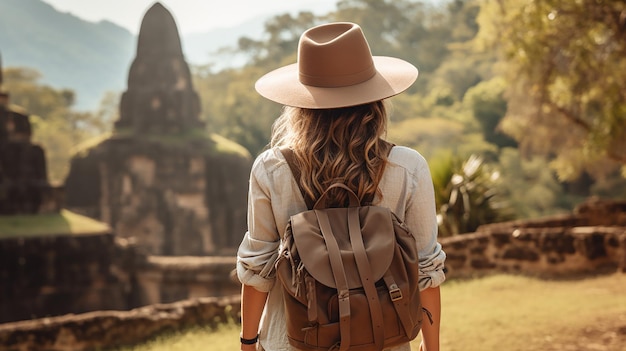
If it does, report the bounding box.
[432,154,513,236]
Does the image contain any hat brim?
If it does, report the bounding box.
[255,56,418,109]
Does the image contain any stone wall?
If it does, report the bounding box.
[440,198,626,278]
[0,295,240,351]
[0,231,136,324]
[441,226,626,278]
[135,255,239,306]
[0,233,240,325]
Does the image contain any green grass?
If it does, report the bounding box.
[210,133,252,158]
[112,273,626,351]
[0,209,110,238]
[438,273,626,351]
[72,129,251,159]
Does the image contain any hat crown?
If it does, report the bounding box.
[298,23,376,88]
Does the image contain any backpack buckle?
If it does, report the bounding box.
[389,284,403,301]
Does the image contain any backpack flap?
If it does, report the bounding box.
[290,206,396,289]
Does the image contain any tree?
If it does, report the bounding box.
[3,67,107,184]
[235,12,318,69]
[332,0,481,87]
[496,147,572,219]
[463,77,517,149]
[193,67,282,156]
[477,0,626,181]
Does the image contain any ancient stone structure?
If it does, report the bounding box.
[441,198,626,279]
[138,255,239,305]
[63,3,252,256]
[0,229,135,324]
[0,295,240,351]
[114,3,204,135]
[0,52,135,326]
[0,229,240,324]
[0,53,63,214]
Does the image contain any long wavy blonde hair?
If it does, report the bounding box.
[271,100,391,207]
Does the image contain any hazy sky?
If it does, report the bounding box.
[43,0,339,34]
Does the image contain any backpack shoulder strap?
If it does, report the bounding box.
[280,141,395,210]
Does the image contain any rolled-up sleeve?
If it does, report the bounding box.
[237,232,279,292]
[236,155,281,292]
[417,241,446,290]
[406,154,447,291]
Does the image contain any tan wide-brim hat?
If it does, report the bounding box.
[255,22,418,109]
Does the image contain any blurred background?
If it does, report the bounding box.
[0,0,624,350]
[2,0,625,224]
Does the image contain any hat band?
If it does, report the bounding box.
[299,65,377,88]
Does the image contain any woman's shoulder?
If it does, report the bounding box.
[388,145,429,173]
[251,147,288,174]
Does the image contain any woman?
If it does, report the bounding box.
[237,22,446,351]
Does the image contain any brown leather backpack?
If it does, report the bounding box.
[275,148,426,351]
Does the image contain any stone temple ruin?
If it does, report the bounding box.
[1,3,249,325]
[64,3,252,256]
[0,52,123,324]
[0,54,63,215]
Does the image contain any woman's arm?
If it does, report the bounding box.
[238,154,278,350]
[240,284,269,351]
[419,286,441,351]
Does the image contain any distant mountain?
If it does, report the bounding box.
[0,0,135,110]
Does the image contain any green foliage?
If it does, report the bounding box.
[387,112,497,165]
[192,67,281,156]
[234,12,318,69]
[191,0,584,226]
[429,150,457,209]
[388,117,465,161]
[496,148,573,219]
[476,0,626,180]
[429,152,513,236]
[428,50,482,101]
[192,0,487,159]
[8,0,621,227]
[3,67,111,184]
[588,167,626,201]
[463,77,517,149]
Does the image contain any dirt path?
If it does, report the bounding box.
[538,314,626,351]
